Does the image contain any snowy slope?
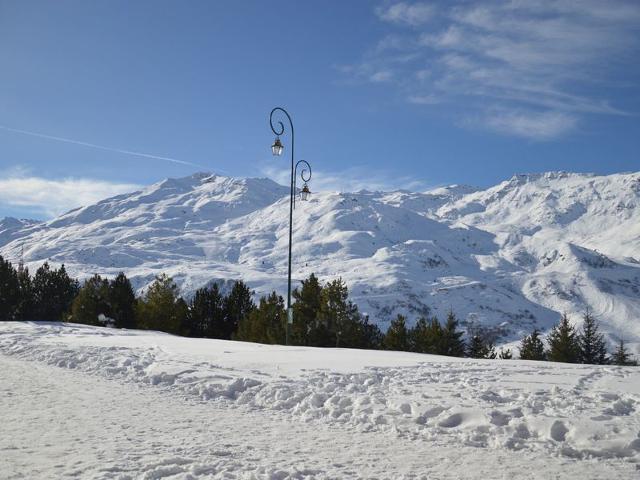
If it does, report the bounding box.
[0,217,41,246]
[1,322,639,479]
[0,171,639,347]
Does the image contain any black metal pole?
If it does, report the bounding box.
[269,109,313,347]
[270,107,294,345]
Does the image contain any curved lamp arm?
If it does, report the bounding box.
[293,159,312,209]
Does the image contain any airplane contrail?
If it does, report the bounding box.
[0,125,204,168]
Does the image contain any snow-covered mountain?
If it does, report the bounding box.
[0,217,41,245]
[1,171,639,346]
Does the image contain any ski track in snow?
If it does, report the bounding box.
[1,323,640,479]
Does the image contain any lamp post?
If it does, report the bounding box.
[269,107,312,346]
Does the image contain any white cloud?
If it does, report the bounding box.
[479,110,578,140]
[370,70,394,83]
[260,161,429,193]
[344,0,640,140]
[0,170,141,218]
[376,2,436,26]
[407,94,439,105]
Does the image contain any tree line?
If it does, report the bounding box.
[0,255,636,365]
[518,312,637,366]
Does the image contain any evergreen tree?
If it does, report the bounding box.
[519,329,546,360]
[612,339,638,366]
[318,278,357,348]
[186,288,208,337]
[0,256,20,321]
[235,291,286,344]
[336,306,376,349]
[577,311,608,365]
[409,317,431,353]
[426,317,443,354]
[187,284,225,338]
[222,281,255,339]
[175,297,189,335]
[384,314,409,351]
[136,274,184,334]
[437,311,466,357]
[498,348,513,359]
[71,274,110,325]
[358,316,384,350]
[233,274,381,349]
[408,316,443,354]
[291,273,324,346]
[547,313,580,363]
[466,334,496,359]
[109,272,137,329]
[15,266,33,320]
[292,277,371,349]
[31,263,79,321]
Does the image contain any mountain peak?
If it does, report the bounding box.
[507,171,595,186]
[1,170,639,347]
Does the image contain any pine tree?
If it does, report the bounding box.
[318,278,356,348]
[31,263,79,321]
[292,273,324,346]
[577,310,608,365]
[612,339,638,366]
[235,291,286,344]
[384,314,409,351]
[136,274,183,334]
[410,316,449,354]
[232,274,380,349]
[547,313,580,363]
[466,334,496,359]
[0,256,20,321]
[71,274,111,325]
[109,272,137,329]
[499,348,513,359]
[519,329,546,360]
[222,281,255,339]
[15,266,33,320]
[175,297,189,335]
[437,311,466,357]
[358,316,384,350]
[426,317,443,354]
[409,317,431,353]
[187,284,225,338]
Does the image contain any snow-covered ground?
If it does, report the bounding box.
[2,322,639,479]
[1,171,639,348]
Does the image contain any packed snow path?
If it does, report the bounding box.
[1,323,639,479]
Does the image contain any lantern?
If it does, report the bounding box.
[300,182,311,201]
[271,136,284,156]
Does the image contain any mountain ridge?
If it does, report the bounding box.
[1,170,638,348]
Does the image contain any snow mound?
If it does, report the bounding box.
[2,322,639,464]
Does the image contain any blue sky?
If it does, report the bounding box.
[0,0,639,219]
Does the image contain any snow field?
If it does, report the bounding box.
[1,322,639,473]
[6,356,636,480]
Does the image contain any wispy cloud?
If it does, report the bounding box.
[0,168,141,219]
[260,161,429,193]
[0,125,203,168]
[342,0,640,140]
[376,2,436,26]
[475,110,578,140]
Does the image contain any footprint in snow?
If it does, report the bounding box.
[489,410,511,426]
[603,398,635,416]
[550,420,569,442]
[438,413,463,428]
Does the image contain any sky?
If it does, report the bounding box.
[0,0,639,219]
